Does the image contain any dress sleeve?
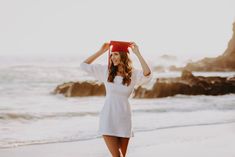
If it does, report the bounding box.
[134,68,153,87]
[80,62,107,82]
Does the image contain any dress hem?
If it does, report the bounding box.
[97,131,134,138]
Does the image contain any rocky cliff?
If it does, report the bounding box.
[183,22,235,71]
[53,70,235,98]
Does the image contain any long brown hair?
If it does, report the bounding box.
[107,52,133,86]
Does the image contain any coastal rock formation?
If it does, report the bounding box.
[183,22,235,71]
[160,54,177,60]
[53,81,105,97]
[53,70,235,98]
[139,70,235,98]
[153,65,166,72]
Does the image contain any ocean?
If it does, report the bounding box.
[0,55,235,149]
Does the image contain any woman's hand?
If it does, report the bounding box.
[99,42,110,54]
[83,42,110,64]
[130,42,141,56]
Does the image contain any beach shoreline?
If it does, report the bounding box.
[1,122,235,157]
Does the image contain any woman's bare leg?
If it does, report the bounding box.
[103,135,123,157]
[119,137,130,157]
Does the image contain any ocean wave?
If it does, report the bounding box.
[0,112,99,121]
[0,134,100,149]
[134,106,235,113]
[134,120,235,132]
[1,104,235,121]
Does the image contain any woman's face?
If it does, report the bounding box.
[111,51,121,66]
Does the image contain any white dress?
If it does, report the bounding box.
[80,62,153,138]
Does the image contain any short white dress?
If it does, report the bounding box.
[80,62,153,138]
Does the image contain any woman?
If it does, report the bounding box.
[80,41,153,157]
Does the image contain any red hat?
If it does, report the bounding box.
[108,40,132,68]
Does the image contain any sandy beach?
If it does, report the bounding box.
[1,0,235,157]
[1,122,235,157]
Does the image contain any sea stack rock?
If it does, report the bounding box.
[183,22,235,71]
[53,81,105,97]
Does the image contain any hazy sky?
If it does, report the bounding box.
[0,0,235,61]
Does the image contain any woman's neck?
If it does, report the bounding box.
[117,65,124,75]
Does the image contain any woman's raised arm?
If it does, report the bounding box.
[130,42,151,76]
[80,42,110,82]
[82,43,110,64]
